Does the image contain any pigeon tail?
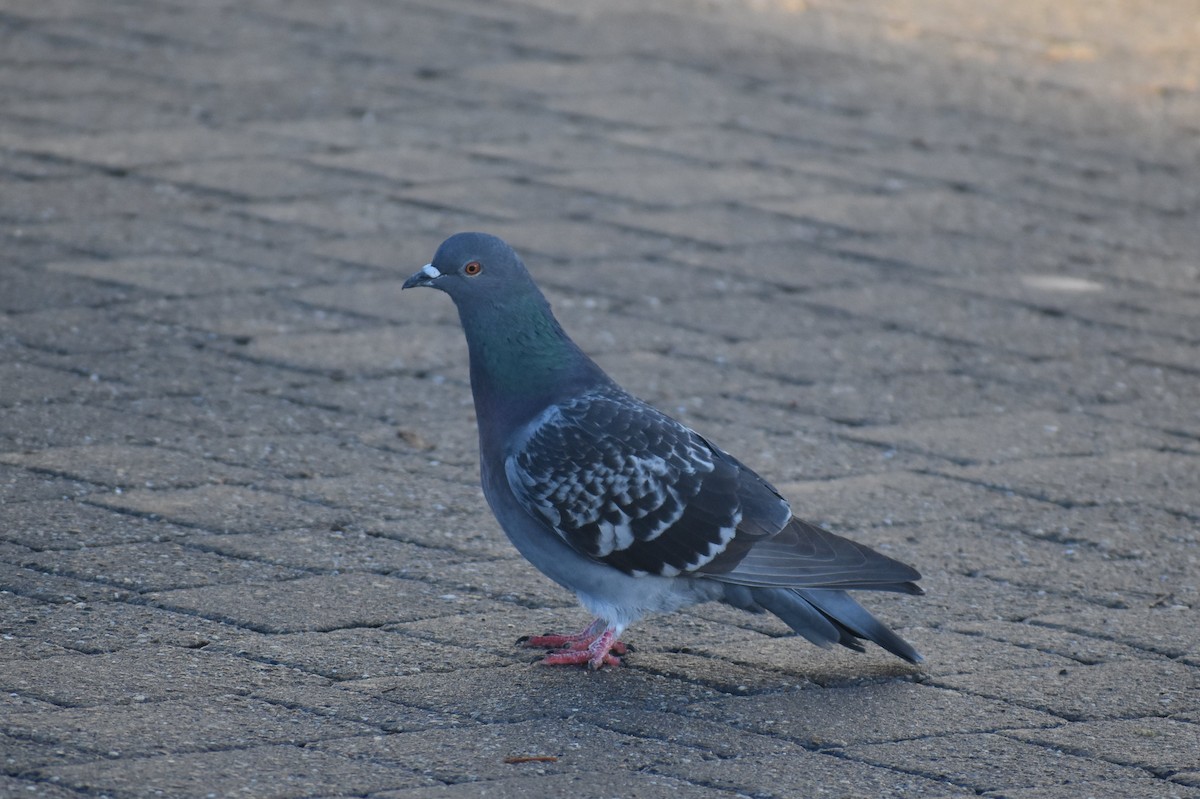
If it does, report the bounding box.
[740,585,923,664]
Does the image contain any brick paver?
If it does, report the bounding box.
[2,1,1198,797]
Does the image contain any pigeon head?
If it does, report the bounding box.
[402,232,540,308]
[404,233,610,407]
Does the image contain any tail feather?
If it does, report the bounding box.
[739,586,922,664]
[748,587,843,650]
[800,588,923,664]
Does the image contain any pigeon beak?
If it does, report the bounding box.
[402,263,442,290]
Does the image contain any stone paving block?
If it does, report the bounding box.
[244,325,468,377]
[396,555,585,609]
[0,645,323,708]
[1007,717,1200,779]
[751,186,1015,238]
[0,361,98,405]
[687,679,1063,745]
[310,228,468,273]
[148,572,463,633]
[875,569,1122,635]
[397,176,623,223]
[468,219,683,266]
[780,367,1072,427]
[242,192,446,236]
[339,663,724,723]
[844,409,1175,465]
[1092,395,1200,443]
[1,694,376,758]
[541,86,761,131]
[45,253,296,297]
[16,215,231,260]
[0,634,77,663]
[123,292,361,342]
[536,163,803,208]
[930,272,1200,342]
[635,647,865,695]
[315,716,700,784]
[945,619,1152,666]
[274,371,469,421]
[0,730,92,779]
[145,156,380,200]
[586,369,795,436]
[655,748,977,798]
[601,204,832,248]
[1029,607,1199,661]
[0,403,170,454]
[0,467,91,506]
[0,263,133,312]
[361,490,510,559]
[774,470,1058,530]
[0,562,135,605]
[264,470,472,518]
[944,449,1200,517]
[989,776,1200,799]
[373,771,734,799]
[0,305,197,354]
[931,659,1197,721]
[90,483,346,534]
[0,598,251,655]
[973,499,1198,569]
[17,540,304,593]
[102,390,358,440]
[0,775,85,799]
[68,343,322,399]
[292,277,453,325]
[720,328,978,384]
[553,307,735,364]
[802,280,1165,359]
[844,732,1143,793]
[184,527,466,575]
[620,290,838,343]
[218,625,508,680]
[3,174,196,224]
[20,126,303,169]
[306,144,523,186]
[249,681,472,732]
[41,744,433,799]
[1129,341,1200,376]
[700,623,1077,683]
[909,519,1183,610]
[0,444,261,491]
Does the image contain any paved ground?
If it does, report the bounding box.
[2,0,1198,796]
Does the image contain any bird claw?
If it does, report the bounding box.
[517,620,626,669]
[539,648,622,670]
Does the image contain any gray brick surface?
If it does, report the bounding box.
[2,0,1197,797]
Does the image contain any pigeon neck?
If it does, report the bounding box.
[460,294,606,415]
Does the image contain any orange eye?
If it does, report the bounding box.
[463,261,482,276]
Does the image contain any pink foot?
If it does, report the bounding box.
[517,619,627,669]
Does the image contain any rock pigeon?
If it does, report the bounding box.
[403,232,924,669]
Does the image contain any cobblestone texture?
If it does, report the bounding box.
[1,0,1198,797]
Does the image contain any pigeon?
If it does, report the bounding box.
[403,232,923,669]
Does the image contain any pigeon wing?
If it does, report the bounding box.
[505,390,749,577]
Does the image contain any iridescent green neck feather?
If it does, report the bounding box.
[459,292,600,401]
